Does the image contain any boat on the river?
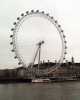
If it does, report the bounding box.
[32,78,51,83]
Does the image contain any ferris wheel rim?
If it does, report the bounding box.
[10,10,67,74]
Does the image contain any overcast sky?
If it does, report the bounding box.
[0,0,80,69]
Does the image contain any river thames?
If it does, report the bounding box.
[0,82,80,100]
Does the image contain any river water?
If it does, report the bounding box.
[0,82,80,100]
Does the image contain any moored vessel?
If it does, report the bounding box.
[32,78,51,83]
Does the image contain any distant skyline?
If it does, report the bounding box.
[0,0,80,69]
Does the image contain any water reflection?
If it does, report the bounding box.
[0,82,80,100]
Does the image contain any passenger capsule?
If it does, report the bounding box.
[26,11,29,14]
[21,13,24,16]
[64,41,67,43]
[11,49,14,52]
[46,13,49,16]
[63,57,65,60]
[36,10,39,12]
[64,52,67,54]
[14,56,17,59]
[65,46,67,49]
[10,42,13,45]
[41,11,44,14]
[61,30,64,32]
[13,22,16,25]
[55,20,57,23]
[10,35,13,38]
[11,28,14,31]
[18,62,22,65]
[63,35,66,38]
[58,25,61,27]
[51,17,53,19]
[17,17,20,20]
[31,10,34,13]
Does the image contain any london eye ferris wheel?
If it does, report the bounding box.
[10,10,67,75]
